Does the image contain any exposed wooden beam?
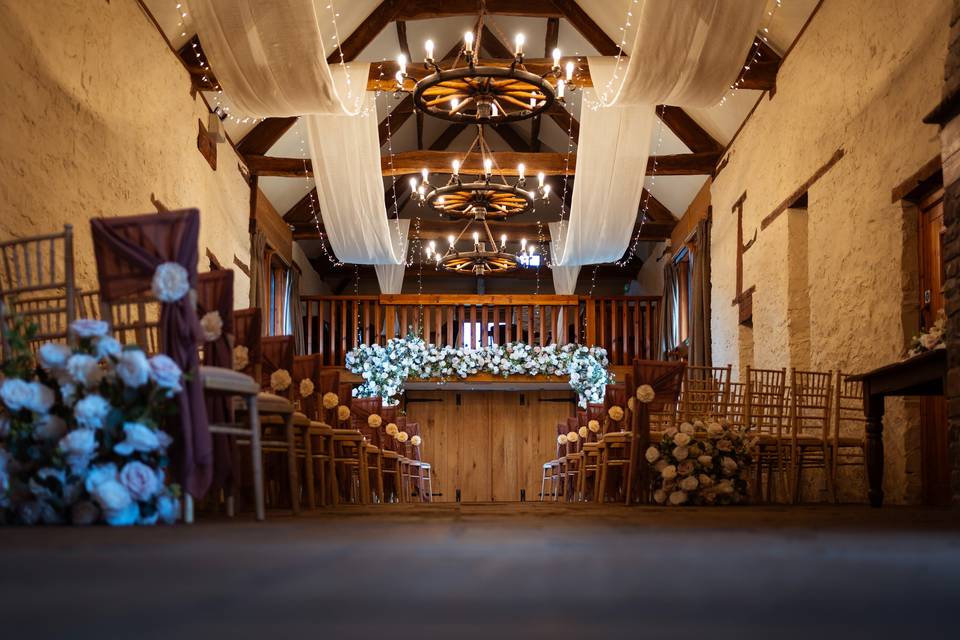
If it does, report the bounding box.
[327,0,402,64]
[658,106,722,154]
[236,117,298,156]
[640,189,676,225]
[283,189,320,224]
[395,0,562,20]
[248,150,719,178]
[396,21,412,61]
[738,36,782,92]
[550,0,620,56]
[480,25,513,59]
[545,102,580,143]
[532,17,560,152]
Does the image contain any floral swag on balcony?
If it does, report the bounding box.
[346,335,611,407]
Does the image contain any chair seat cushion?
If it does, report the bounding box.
[201,366,259,395]
[256,392,294,415]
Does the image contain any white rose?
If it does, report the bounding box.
[679,422,695,435]
[721,457,738,475]
[299,378,315,398]
[270,369,292,393]
[396,431,409,443]
[38,343,72,371]
[717,480,735,494]
[566,431,580,443]
[673,446,689,461]
[34,414,67,441]
[385,423,399,436]
[645,446,660,463]
[94,336,122,359]
[653,489,667,504]
[664,426,678,439]
[91,478,132,513]
[668,490,688,505]
[23,382,55,414]
[70,319,109,338]
[66,353,104,389]
[698,474,714,488]
[74,394,111,429]
[697,455,713,467]
[1,378,33,411]
[920,332,939,350]
[679,476,699,492]
[120,461,161,501]
[557,434,567,446]
[578,426,588,439]
[233,345,250,371]
[151,262,190,303]
[114,422,171,456]
[588,419,600,433]
[200,310,224,342]
[410,435,422,447]
[149,354,183,393]
[59,428,97,471]
[116,349,150,388]
[661,464,677,480]
[707,422,724,436]
[673,432,692,447]
[636,384,655,403]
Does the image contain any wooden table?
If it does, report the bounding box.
[850,348,946,507]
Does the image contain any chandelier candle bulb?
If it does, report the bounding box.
[552,47,561,69]
[451,97,460,110]
[409,177,417,192]
[448,234,455,246]
[557,79,565,100]
[472,231,479,244]
[565,61,575,82]
[483,158,492,176]
[395,70,404,88]
[424,39,434,62]
[514,33,525,57]
[397,54,407,76]
[421,168,429,183]
[452,159,460,176]
[521,238,527,251]
[537,172,545,187]
[464,31,474,54]
[518,163,525,180]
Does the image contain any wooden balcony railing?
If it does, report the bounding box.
[302,294,660,367]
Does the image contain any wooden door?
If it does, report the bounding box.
[917,188,949,505]
[405,390,573,502]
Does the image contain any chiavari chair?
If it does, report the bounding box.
[351,395,385,503]
[745,366,789,502]
[194,271,265,521]
[595,379,631,503]
[324,376,370,505]
[293,354,336,508]
[832,373,868,503]
[562,414,583,501]
[681,365,732,421]
[726,381,747,428]
[539,421,564,501]
[575,402,605,501]
[0,225,75,357]
[404,420,430,502]
[788,369,834,503]
[379,404,404,503]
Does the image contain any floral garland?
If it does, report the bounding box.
[907,309,946,358]
[645,417,755,506]
[346,335,610,407]
[0,317,182,526]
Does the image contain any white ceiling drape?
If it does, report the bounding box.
[373,219,410,294]
[554,1,766,269]
[188,0,365,116]
[548,223,580,294]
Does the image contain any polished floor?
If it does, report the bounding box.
[2,503,959,639]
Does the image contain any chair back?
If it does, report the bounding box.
[196,270,234,368]
[293,354,323,420]
[351,396,383,442]
[234,308,262,381]
[632,359,685,430]
[603,382,628,433]
[0,225,76,355]
[745,367,787,436]
[586,402,604,443]
[726,381,747,427]
[405,420,422,461]
[682,364,732,421]
[834,373,866,448]
[790,369,833,442]
[380,405,398,450]
[261,335,295,398]
[555,422,569,457]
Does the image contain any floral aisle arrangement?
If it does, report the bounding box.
[0,318,182,526]
[907,308,946,358]
[644,412,755,506]
[345,334,610,406]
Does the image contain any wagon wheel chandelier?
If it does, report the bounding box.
[423,205,532,276]
[408,126,551,219]
[393,17,577,124]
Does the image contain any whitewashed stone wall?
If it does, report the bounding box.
[0,0,251,304]
[711,0,950,503]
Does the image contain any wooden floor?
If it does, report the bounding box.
[2,503,959,638]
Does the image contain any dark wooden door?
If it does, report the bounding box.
[917,188,949,505]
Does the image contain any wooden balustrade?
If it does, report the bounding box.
[301,294,660,367]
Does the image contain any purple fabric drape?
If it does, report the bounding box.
[90,209,211,499]
[197,269,235,493]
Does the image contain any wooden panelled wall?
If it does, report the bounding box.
[405,390,574,502]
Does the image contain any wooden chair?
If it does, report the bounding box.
[293,354,336,508]
[195,271,265,521]
[831,373,868,503]
[378,404,404,503]
[682,365,732,421]
[745,366,789,503]
[788,369,834,503]
[402,420,430,502]
[562,414,584,501]
[575,402,605,502]
[324,377,370,506]
[351,396,385,503]
[595,380,631,503]
[726,381,747,428]
[0,225,75,357]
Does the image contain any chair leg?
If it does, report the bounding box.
[358,450,371,505]
[249,394,265,521]
[328,442,339,507]
[285,414,300,516]
[303,430,316,510]
[184,495,195,524]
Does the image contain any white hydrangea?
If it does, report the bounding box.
[151,262,191,303]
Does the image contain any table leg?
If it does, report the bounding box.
[865,394,885,508]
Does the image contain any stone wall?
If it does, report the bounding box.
[711,0,950,503]
[0,0,252,304]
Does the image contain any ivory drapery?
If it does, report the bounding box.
[373,219,410,294]
[689,218,712,367]
[548,222,581,293]
[657,260,680,360]
[248,228,268,334]
[187,0,364,116]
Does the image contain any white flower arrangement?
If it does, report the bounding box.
[336,405,351,422]
[232,345,249,371]
[566,430,579,443]
[367,414,382,429]
[200,311,223,342]
[322,392,339,410]
[908,309,946,358]
[270,369,292,393]
[299,378,314,398]
[607,405,624,422]
[345,335,610,407]
[385,423,399,436]
[588,419,600,433]
[636,384,655,403]
[396,431,409,443]
[0,317,181,526]
[410,435,422,447]
[647,418,755,506]
[151,263,191,303]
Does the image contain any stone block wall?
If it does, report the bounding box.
[0,0,252,304]
[711,0,950,503]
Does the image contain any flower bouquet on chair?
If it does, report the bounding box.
[645,418,755,506]
[0,317,182,526]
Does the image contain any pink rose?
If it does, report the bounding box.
[119,461,161,501]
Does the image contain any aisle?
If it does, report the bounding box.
[2,505,959,638]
